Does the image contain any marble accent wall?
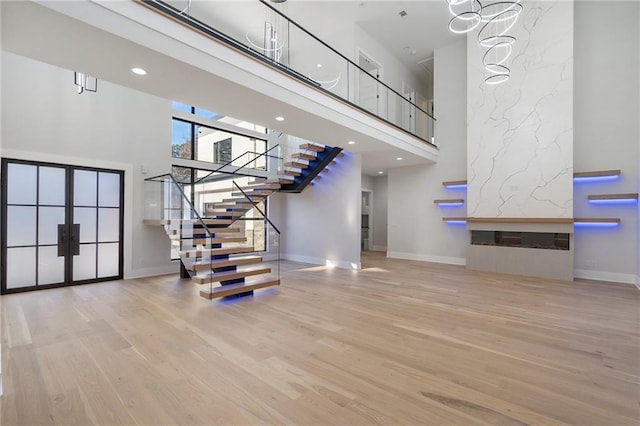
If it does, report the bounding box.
[467,1,574,218]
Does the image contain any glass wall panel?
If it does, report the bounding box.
[172,118,192,159]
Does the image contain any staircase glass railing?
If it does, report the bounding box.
[140,0,437,146]
[144,173,215,287]
[193,144,282,186]
[145,172,281,299]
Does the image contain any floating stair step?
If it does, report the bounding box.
[180,246,255,258]
[172,236,247,246]
[280,170,301,176]
[204,210,247,217]
[184,255,263,272]
[231,190,272,197]
[144,219,232,226]
[222,198,261,204]
[299,143,325,152]
[192,265,272,285]
[247,178,281,186]
[231,192,271,200]
[170,227,241,235]
[200,276,280,299]
[292,152,317,161]
[209,204,248,210]
[239,183,280,191]
[285,161,309,168]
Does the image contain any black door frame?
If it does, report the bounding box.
[1,158,125,294]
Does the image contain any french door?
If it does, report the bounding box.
[1,159,124,294]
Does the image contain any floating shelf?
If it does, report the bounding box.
[434,199,465,206]
[442,180,467,188]
[573,169,621,182]
[574,218,620,224]
[442,217,467,223]
[441,217,621,226]
[588,193,638,203]
[466,217,574,224]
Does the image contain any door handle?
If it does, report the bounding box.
[69,224,80,256]
[57,224,67,257]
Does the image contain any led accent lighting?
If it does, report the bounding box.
[437,202,465,207]
[573,175,620,183]
[574,222,620,228]
[445,220,468,225]
[588,198,638,205]
[445,184,468,189]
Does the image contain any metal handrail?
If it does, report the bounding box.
[139,0,437,145]
[257,0,436,122]
[232,181,281,235]
[192,144,281,185]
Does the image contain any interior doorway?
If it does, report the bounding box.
[361,190,372,252]
[357,50,383,117]
[1,159,124,294]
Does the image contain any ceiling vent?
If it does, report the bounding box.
[399,10,407,17]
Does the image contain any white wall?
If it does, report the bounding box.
[467,1,574,218]
[387,39,467,265]
[1,52,174,279]
[353,26,430,127]
[573,1,639,284]
[279,152,361,269]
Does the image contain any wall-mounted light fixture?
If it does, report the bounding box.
[73,72,97,94]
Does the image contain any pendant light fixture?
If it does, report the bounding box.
[446,0,523,85]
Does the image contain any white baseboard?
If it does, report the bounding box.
[125,264,177,279]
[387,251,466,266]
[282,253,361,270]
[574,269,638,286]
[371,245,387,252]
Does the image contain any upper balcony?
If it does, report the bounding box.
[2,0,439,168]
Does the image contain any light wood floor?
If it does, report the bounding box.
[1,252,639,425]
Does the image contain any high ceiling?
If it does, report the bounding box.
[2,0,464,176]
[280,1,463,79]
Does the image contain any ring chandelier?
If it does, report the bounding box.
[447,0,523,85]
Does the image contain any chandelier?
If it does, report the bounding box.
[447,0,523,85]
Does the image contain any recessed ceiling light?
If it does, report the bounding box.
[348,140,355,145]
[397,157,403,161]
[131,67,147,76]
[275,116,285,121]
[317,63,323,68]
[378,171,384,175]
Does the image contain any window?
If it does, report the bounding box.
[214,137,233,164]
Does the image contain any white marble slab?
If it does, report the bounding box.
[467,1,574,218]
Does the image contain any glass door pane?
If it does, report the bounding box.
[3,162,67,290]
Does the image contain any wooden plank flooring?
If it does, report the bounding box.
[1,252,639,425]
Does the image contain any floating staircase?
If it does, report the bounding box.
[144,141,343,301]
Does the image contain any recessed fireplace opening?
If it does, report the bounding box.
[471,231,570,250]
